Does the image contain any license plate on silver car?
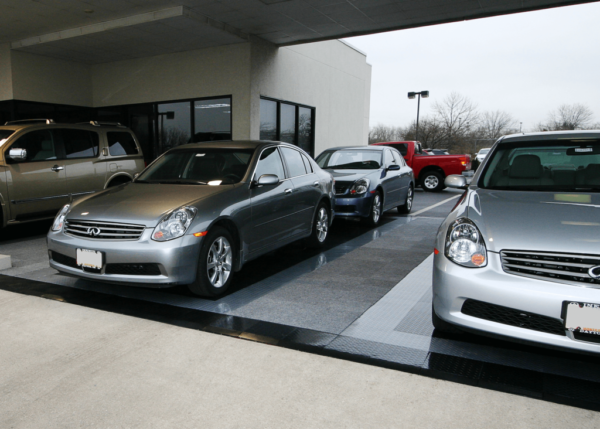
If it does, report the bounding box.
[76,248,103,270]
[565,302,600,336]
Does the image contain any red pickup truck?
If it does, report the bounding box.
[372,141,471,192]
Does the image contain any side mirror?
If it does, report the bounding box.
[387,164,400,171]
[256,174,279,186]
[445,174,468,189]
[8,148,27,161]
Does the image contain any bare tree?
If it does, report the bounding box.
[538,103,594,131]
[478,110,516,140]
[403,117,446,148]
[368,123,404,144]
[432,92,479,151]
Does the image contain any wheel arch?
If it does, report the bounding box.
[104,173,133,189]
[418,166,445,183]
[208,217,243,272]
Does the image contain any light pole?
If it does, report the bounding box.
[408,91,429,142]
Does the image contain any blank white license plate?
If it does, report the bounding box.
[565,302,600,335]
[76,248,103,270]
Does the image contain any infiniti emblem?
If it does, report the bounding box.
[588,266,600,279]
[87,227,101,237]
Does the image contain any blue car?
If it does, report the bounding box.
[316,146,415,225]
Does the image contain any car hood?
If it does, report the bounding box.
[326,169,381,182]
[468,189,600,254]
[67,183,231,227]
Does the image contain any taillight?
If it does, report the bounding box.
[459,155,471,170]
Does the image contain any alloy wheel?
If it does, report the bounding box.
[316,207,329,242]
[424,175,439,190]
[372,194,381,223]
[206,236,232,288]
[406,187,413,210]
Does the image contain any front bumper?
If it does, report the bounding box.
[47,228,201,287]
[334,194,373,218]
[433,251,600,354]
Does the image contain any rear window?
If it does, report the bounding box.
[380,143,408,156]
[108,132,138,156]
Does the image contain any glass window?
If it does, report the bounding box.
[61,129,99,159]
[281,147,307,177]
[193,98,232,142]
[108,132,139,156]
[254,147,285,181]
[391,150,405,166]
[280,103,296,144]
[158,101,191,154]
[0,130,14,144]
[316,149,382,170]
[382,143,408,156]
[480,139,600,191]
[137,149,253,185]
[9,130,57,162]
[260,99,277,141]
[298,107,313,155]
[301,153,313,173]
[384,150,394,166]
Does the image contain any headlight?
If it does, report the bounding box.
[349,178,370,195]
[51,204,70,231]
[445,217,487,267]
[152,206,198,241]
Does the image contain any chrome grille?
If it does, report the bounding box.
[501,250,600,289]
[65,220,145,240]
[334,181,352,195]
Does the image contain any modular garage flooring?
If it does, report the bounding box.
[1,190,599,411]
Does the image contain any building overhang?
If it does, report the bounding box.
[2,0,597,64]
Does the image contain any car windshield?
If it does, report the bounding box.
[137,148,254,185]
[480,139,600,192]
[0,130,14,146]
[316,150,382,170]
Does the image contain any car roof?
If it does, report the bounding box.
[322,145,388,151]
[501,130,600,142]
[172,140,296,151]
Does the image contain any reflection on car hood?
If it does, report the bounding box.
[468,189,600,254]
[67,183,230,227]
[327,169,381,182]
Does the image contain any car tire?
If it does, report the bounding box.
[397,186,413,214]
[362,191,382,226]
[421,171,445,192]
[306,203,330,248]
[188,227,235,297]
[431,304,462,334]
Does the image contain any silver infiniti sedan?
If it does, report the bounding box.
[47,141,334,297]
[433,130,600,354]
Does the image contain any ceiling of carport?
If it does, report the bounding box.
[3,0,598,64]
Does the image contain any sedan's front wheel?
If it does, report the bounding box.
[362,191,382,226]
[397,186,413,214]
[188,227,235,297]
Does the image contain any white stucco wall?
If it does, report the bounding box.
[250,38,372,155]
[10,51,92,106]
[0,44,13,101]
[91,43,253,140]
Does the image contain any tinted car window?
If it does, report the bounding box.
[317,150,381,170]
[254,147,285,180]
[9,130,57,162]
[108,132,138,156]
[0,130,14,143]
[301,153,313,173]
[381,143,407,156]
[61,129,99,159]
[281,147,307,177]
[391,149,405,166]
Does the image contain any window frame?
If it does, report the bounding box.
[259,96,315,157]
[60,128,100,160]
[7,129,64,164]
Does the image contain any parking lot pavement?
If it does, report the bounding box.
[2,288,599,429]
[2,188,600,418]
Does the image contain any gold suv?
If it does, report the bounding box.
[0,119,145,228]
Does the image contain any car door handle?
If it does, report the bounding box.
[284,188,293,195]
[51,165,64,172]
[313,181,320,187]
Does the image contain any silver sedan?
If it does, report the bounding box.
[433,131,600,354]
[47,141,334,297]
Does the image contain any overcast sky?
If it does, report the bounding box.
[344,2,600,132]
